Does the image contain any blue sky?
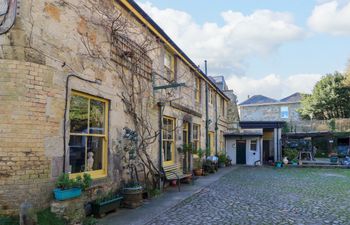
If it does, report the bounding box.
[137,0,350,102]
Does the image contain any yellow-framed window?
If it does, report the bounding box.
[183,122,189,145]
[193,124,201,151]
[163,116,176,166]
[164,49,175,81]
[194,77,201,103]
[68,91,108,179]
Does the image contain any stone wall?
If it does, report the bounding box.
[0,0,230,215]
[287,118,350,133]
[0,60,61,214]
[239,103,301,122]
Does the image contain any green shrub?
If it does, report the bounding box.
[218,152,227,164]
[37,208,66,225]
[0,216,19,225]
[82,217,98,225]
[56,173,92,190]
[283,148,299,160]
[193,158,202,169]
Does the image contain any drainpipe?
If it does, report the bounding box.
[63,74,101,173]
[157,101,165,190]
[205,60,209,157]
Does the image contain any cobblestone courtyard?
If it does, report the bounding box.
[147,166,350,225]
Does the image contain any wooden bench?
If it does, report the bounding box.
[161,164,193,191]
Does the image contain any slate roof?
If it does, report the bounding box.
[239,92,301,106]
[239,95,278,105]
[280,92,302,102]
[123,0,230,101]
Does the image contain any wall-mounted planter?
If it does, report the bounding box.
[92,196,123,218]
[53,188,82,201]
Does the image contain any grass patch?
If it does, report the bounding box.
[37,208,66,225]
[0,216,19,225]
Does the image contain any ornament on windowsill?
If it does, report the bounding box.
[87,152,94,171]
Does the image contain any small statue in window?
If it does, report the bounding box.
[87,152,94,171]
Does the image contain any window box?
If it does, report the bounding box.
[53,188,82,201]
[92,195,123,218]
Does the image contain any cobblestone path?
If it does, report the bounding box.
[147,166,350,225]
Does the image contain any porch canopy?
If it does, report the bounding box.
[239,121,286,129]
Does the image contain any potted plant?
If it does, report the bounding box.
[218,153,227,168]
[283,148,299,164]
[329,152,338,164]
[53,173,92,201]
[193,148,203,176]
[275,161,283,168]
[291,159,298,166]
[122,181,143,209]
[92,191,123,218]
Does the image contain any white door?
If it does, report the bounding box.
[226,139,236,164]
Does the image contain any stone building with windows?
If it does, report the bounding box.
[238,92,302,122]
[0,0,230,214]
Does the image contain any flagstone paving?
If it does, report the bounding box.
[146,166,350,225]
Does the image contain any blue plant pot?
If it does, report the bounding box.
[275,162,283,168]
[53,188,82,201]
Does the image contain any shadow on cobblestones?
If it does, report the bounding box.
[146,166,350,225]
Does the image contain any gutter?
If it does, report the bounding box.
[117,0,230,101]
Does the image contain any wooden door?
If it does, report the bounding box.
[236,140,246,164]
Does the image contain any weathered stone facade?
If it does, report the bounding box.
[239,102,301,122]
[0,0,231,215]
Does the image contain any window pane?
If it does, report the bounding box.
[90,99,105,134]
[70,95,88,133]
[281,106,289,119]
[69,135,86,173]
[193,125,199,140]
[163,141,172,161]
[164,52,172,69]
[87,136,103,171]
[251,140,257,151]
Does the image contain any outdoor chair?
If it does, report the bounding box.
[160,164,193,192]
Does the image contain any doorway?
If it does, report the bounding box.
[183,122,191,173]
[236,140,246,164]
[263,140,270,163]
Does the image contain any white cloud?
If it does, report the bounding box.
[138,2,304,74]
[308,0,350,35]
[226,73,322,103]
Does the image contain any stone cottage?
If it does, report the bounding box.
[238,92,302,122]
[0,0,231,214]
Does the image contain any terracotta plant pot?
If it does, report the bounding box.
[193,169,203,176]
[171,180,177,186]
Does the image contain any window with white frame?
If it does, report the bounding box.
[250,140,257,151]
[281,106,289,119]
